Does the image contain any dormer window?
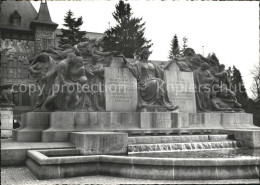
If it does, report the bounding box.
[10,9,21,26]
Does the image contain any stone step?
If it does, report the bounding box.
[128,140,244,153]
[128,134,231,144]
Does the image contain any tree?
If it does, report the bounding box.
[57,10,87,46]
[246,98,260,127]
[168,34,180,59]
[250,63,260,99]
[179,36,188,56]
[246,63,260,127]
[231,66,248,108]
[103,0,153,58]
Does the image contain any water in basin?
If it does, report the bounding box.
[128,148,260,158]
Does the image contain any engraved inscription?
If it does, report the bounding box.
[105,67,138,111]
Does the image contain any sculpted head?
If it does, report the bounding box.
[77,42,89,49]
[184,48,195,57]
[75,57,84,67]
[219,64,225,71]
[35,53,49,64]
[139,48,150,60]
[201,62,210,71]
[67,53,77,64]
[213,84,221,91]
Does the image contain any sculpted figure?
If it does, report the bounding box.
[85,39,119,111]
[87,56,106,111]
[0,87,14,105]
[89,39,119,66]
[176,48,205,72]
[211,84,242,112]
[120,48,179,111]
[207,53,220,75]
[28,53,57,110]
[42,42,90,61]
[28,39,119,111]
[194,62,215,112]
[214,64,231,87]
[54,53,88,110]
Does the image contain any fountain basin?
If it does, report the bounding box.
[26,148,260,180]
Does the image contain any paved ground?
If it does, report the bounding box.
[1,166,259,185]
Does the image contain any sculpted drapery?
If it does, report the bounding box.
[121,48,179,111]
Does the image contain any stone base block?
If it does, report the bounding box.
[1,130,12,138]
[13,129,43,142]
[232,130,260,148]
[42,130,73,142]
[13,112,50,142]
[70,132,128,155]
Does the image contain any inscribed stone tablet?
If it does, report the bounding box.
[104,57,138,111]
[165,62,196,112]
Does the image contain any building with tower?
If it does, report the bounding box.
[0,0,58,119]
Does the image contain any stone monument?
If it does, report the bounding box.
[11,43,257,148]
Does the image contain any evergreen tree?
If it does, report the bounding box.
[168,34,180,59]
[103,0,153,58]
[231,66,248,108]
[57,10,87,46]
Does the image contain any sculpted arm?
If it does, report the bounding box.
[93,48,119,56]
[28,63,41,77]
[163,60,175,70]
[118,54,139,79]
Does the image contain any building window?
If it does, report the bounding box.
[42,38,48,50]
[10,10,21,26]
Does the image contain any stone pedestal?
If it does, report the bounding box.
[13,111,257,142]
[232,130,260,148]
[41,112,75,142]
[70,132,128,155]
[13,112,50,142]
[0,105,14,138]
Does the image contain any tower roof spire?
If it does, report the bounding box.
[30,1,58,30]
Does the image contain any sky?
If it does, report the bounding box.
[32,1,259,98]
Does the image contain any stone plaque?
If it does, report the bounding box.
[104,57,138,111]
[165,62,196,112]
[70,132,128,155]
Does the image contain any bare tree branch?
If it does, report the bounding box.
[250,62,260,99]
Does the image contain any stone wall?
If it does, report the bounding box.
[34,28,55,55]
[0,38,34,82]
